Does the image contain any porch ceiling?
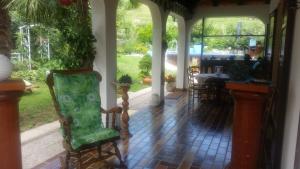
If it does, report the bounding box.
[151,0,270,19]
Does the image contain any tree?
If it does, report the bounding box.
[137,24,152,45]
[0,2,12,58]
[191,17,266,53]
[166,16,178,49]
[6,0,95,68]
[191,20,203,44]
[138,54,151,78]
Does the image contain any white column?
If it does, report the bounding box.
[175,16,191,89]
[91,0,118,109]
[151,9,168,105]
[140,0,168,105]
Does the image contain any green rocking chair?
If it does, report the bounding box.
[46,69,124,168]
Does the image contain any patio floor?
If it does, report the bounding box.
[31,91,233,169]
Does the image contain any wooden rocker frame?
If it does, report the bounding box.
[46,69,125,169]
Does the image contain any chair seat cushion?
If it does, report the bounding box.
[71,128,120,150]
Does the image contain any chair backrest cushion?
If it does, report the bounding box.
[53,72,104,139]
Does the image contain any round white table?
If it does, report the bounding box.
[194,73,230,85]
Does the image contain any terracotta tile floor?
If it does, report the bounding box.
[34,92,233,169]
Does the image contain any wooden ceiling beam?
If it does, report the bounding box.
[150,0,194,19]
[150,0,270,19]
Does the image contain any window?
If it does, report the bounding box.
[190,17,266,60]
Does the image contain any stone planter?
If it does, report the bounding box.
[225,82,271,169]
[166,82,176,92]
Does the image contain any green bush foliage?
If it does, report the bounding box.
[136,24,152,45]
[12,59,64,82]
[138,54,152,78]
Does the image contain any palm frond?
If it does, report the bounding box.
[5,0,58,24]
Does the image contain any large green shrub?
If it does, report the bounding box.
[12,59,64,82]
[138,54,152,78]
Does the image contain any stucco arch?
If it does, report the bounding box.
[139,0,169,105]
[169,12,192,89]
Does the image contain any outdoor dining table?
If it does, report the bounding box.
[194,73,230,85]
[193,73,230,102]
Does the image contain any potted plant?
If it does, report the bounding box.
[117,74,133,99]
[118,74,133,86]
[138,54,152,84]
[165,74,176,92]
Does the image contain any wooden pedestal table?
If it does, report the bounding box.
[0,80,25,169]
[226,82,270,169]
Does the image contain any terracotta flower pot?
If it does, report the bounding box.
[143,76,152,85]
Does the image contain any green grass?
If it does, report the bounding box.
[19,83,57,132]
[117,55,150,92]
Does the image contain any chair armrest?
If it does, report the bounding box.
[107,107,123,114]
[59,116,73,125]
[101,107,122,130]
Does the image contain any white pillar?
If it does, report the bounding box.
[175,16,191,89]
[152,10,168,105]
[140,0,168,105]
[91,0,118,109]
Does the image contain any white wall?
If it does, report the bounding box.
[281,9,300,169]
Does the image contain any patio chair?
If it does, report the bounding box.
[188,66,201,101]
[46,69,124,169]
[188,66,201,75]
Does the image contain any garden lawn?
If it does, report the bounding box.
[19,82,57,132]
[117,55,150,92]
